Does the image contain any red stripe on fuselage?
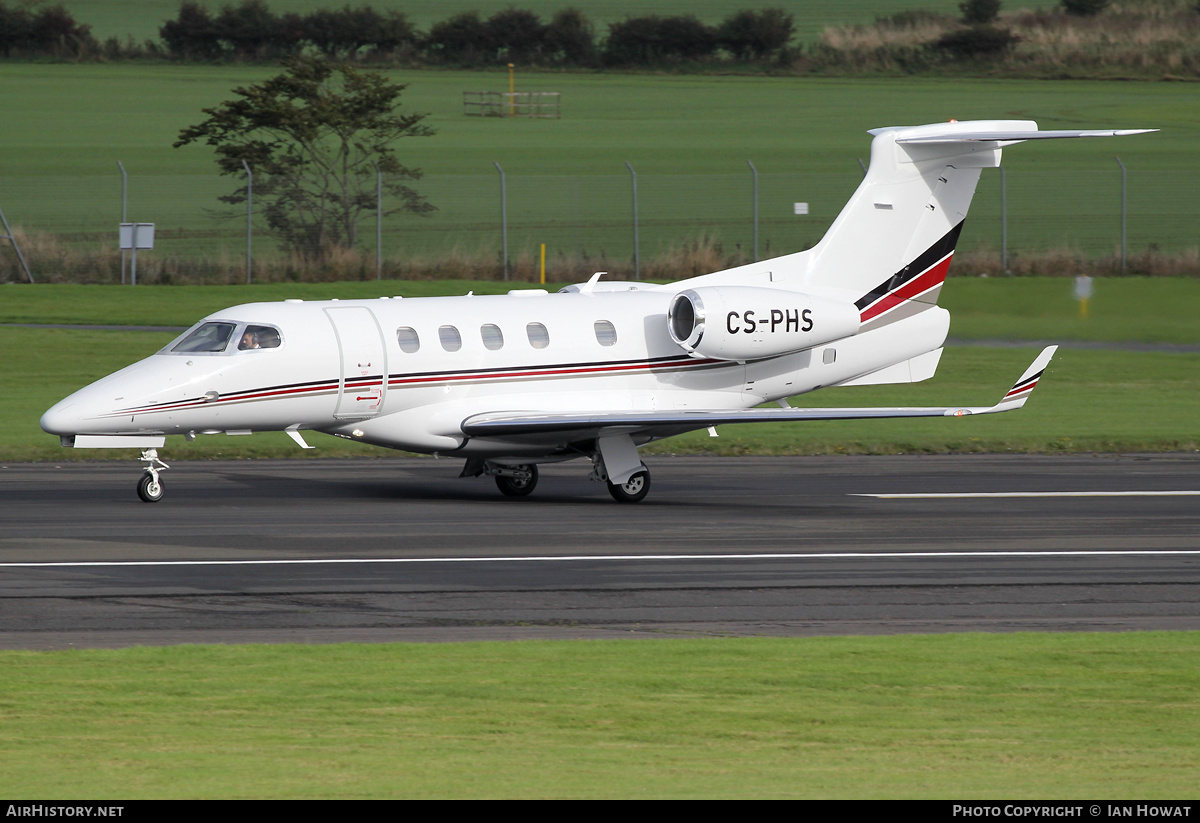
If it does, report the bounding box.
[859,253,953,323]
[387,357,722,387]
[107,356,725,418]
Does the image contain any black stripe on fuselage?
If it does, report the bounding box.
[116,354,722,415]
[855,222,965,312]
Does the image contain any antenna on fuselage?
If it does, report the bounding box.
[578,271,606,295]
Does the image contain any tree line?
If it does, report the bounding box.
[0,2,796,67]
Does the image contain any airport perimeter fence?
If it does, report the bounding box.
[1,159,1196,283]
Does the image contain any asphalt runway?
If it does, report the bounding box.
[3,454,1200,648]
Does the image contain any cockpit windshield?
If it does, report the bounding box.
[238,325,282,350]
[166,322,283,355]
[170,322,236,353]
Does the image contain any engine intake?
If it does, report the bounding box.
[668,286,860,361]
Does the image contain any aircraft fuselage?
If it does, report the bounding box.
[41,286,949,458]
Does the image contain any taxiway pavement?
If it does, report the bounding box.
[2,454,1199,648]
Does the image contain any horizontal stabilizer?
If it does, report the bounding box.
[894,128,1156,145]
[461,347,1057,439]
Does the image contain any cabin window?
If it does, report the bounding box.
[526,322,550,349]
[594,320,617,347]
[238,325,281,350]
[397,327,420,353]
[481,324,504,350]
[439,325,462,352]
[171,322,236,354]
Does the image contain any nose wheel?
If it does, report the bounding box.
[137,473,164,502]
[136,448,169,503]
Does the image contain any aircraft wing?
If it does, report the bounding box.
[460,346,1057,440]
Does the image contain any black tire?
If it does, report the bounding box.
[495,464,538,497]
[607,469,650,503]
[137,473,164,503]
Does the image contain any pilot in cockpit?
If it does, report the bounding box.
[238,326,280,351]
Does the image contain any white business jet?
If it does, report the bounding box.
[42,120,1152,503]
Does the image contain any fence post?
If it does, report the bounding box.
[1115,156,1127,272]
[747,160,758,263]
[0,204,33,283]
[625,162,639,279]
[117,161,127,284]
[241,160,253,284]
[373,160,382,280]
[494,161,508,281]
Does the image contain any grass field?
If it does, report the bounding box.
[8,277,1199,340]
[4,278,1199,461]
[0,67,1192,272]
[1,633,1196,798]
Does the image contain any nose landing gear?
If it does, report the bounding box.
[137,448,169,503]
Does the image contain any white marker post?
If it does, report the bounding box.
[1074,275,1093,318]
[119,223,155,285]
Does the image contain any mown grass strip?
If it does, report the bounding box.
[4,277,1199,342]
[1,633,1197,798]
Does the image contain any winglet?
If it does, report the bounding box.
[999,345,1057,408]
[949,346,1057,417]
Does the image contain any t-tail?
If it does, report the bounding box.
[665,120,1152,390]
[800,120,1154,329]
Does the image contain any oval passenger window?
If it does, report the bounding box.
[481,324,504,351]
[594,320,617,346]
[397,327,420,353]
[439,325,462,352]
[526,322,549,349]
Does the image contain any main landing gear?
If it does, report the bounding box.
[462,457,652,503]
[607,469,651,504]
[136,448,169,503]
[494,464,538,497]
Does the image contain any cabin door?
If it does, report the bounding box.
[324,306,387,419]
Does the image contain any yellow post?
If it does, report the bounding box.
[1074,275,1093,319]
[508,63,514,117]
[540,243,546,284]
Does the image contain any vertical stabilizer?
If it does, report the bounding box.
[803,120,1029,329]
[800,120,1154,331]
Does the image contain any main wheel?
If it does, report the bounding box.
[495,464,538,497]
[137,473,164,503]
[607,469,650,503]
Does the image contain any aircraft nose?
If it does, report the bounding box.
[41,360,166,437]
[41,399,83,436]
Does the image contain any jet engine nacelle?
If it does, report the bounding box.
[667,285,861,361]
